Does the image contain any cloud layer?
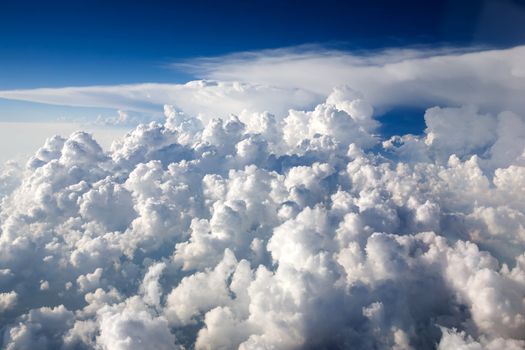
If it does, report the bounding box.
[1,45,524,121]
[0,82,525,349]
[189,45,525,114]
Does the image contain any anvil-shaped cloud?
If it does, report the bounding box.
[1,45,524,120]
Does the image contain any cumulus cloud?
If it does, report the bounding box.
[0,291,17,313]
[0,80,525,350]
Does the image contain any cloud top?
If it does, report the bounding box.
[1,45,524,121]
[1,58,525,348]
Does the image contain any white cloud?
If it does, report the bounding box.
[2,306,75,349]
[77,268,103,293]
[188,45,525,115]
[96,297,178,350]
[0,62,525,349]
[0,122,129,165]
[140,262,166,308]
[1,45,524,121]
[0,81,318,122]
[0,291,17,312]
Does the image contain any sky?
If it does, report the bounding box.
[2,2,525,349]
[1,0,524,162]
[1,0,524,89]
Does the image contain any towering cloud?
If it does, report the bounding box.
[1,85,525,349]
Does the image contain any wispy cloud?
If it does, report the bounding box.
[0,45,524,120]
[180,44,525,114]
[0,81,319,121]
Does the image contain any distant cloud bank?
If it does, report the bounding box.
[1,45,524,119]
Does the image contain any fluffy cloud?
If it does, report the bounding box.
[0,291,17,313]
[0,85,525,350]
[96,297,178,350]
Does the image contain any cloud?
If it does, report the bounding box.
[0,291,17,312]
[96,297,179,350]
[0,122,129,165]
[1,45,524,122]
[0,78,525,349]
[0,81,318,122]
[187,45,525,115]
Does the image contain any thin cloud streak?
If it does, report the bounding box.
[0,45,523,119]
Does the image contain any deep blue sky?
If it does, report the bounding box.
[1,0,525,89]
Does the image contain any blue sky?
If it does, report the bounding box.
[1,0,524,89]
